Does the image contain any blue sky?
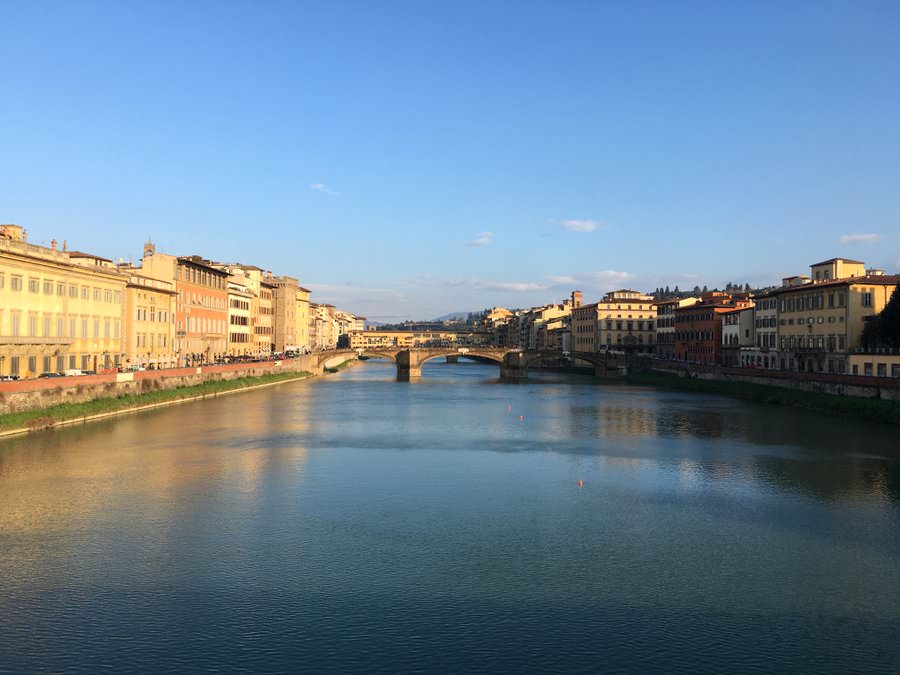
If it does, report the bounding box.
[2,1,898,319]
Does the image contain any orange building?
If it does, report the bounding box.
[139,243,229,365]
[674,292,753,365]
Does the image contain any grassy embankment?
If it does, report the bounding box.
[625,370,900,425]
[0,371,312,433]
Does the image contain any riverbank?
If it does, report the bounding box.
[0,370,313,438]
[625,370,900,425]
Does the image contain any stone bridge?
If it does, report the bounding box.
[321,347,629,381]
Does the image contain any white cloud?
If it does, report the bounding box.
[548,275,577,284]
[584,270,634,284]
[839,233,881,244]
[464,231,495,247]
[561,219,601,232]
[445,277,547,292]
[310,182,339,196]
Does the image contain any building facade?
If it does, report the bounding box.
[123,273,176,369]
[675,292,752,364]
[0,226,127,376]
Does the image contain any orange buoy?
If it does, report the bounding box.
[578,479,583,489]
[518,415,524,421]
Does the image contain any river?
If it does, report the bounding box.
[1,360,898,673]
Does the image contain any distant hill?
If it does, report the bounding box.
[432,312,471,322]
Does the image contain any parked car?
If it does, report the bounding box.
[0,375,20,381]
[38,372,65,378]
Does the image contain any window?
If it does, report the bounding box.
[11,314,20,336]
[69,285,77,298]
[57,282,65,296]
[44,280,53,295]
[28,315,37,336]
[57,318,64,336]
[28,356,37,374]
[93,288,101,302]
[43,317,50,336]
[9,356,19,376]
[11,275,23,291]
[861,292,873,307]
[0,273,4,289]
[81,287,89,300]
[29,278,39,293]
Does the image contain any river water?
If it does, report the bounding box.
[1,360,898,673]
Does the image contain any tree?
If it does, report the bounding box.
[863,283,900,348]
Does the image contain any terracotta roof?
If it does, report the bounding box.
[810,257,865,267]
[68,250,113,263]
[774,274,900,293]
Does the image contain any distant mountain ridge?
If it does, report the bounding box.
[432,312,471,322]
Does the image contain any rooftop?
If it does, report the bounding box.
[810,257,865,267]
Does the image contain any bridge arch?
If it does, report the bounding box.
[416,349,504,368]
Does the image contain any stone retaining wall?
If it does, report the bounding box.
[0,353,341,415]
[643,358,900,401]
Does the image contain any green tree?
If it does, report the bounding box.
[863,283,900,347]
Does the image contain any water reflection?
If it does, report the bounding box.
[0,361,898,673]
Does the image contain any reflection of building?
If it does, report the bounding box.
[0,226,127,376]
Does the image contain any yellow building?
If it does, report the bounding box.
[0,226,126,377]
[212,265,274,358]
[295,286,310,353]
[225,279,254,357]
[774,259,899,373]
[272,275,298,353]
[123,273,177,369]
[572,290,656,353]
[847,353,900,378]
